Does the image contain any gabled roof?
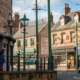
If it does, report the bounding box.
[51,10,80,31]
[13,22,47,39]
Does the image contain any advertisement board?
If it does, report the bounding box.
[41,38,48,54]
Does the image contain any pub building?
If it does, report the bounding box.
[0,0,16,71]
[51,3,80,69]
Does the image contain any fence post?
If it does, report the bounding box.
[36,55,38,70]
[44,58,45,70]
[48,57,49,70]
[51,56,54,70]
[17,51,20,71]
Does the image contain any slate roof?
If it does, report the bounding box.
[13,22,47,39]
[51,10,80,31]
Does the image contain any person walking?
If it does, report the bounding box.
[0,51,5,71]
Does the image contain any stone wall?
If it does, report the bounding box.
[0,71,57,80]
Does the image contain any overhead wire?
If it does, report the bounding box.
[12,0,80,17]
[67,0,80,5]
[38,0,42,5]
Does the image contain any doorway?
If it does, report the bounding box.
[67,53,74,69]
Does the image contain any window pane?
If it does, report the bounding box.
[71,32,74,42]
[53,35,57,44]
[61,33,65,43]
[31,38,34,46]
[27,39,30,45]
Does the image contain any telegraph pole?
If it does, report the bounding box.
[47,0,52,70]
[32,0,41,70]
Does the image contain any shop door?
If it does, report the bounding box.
[67,53,74,69]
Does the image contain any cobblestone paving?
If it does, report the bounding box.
[57,70,80,80]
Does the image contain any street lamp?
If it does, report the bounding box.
[20,14,29,71]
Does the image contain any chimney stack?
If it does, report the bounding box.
[14,12,19,21]
[50,12,53,23]
[63,3,70,15]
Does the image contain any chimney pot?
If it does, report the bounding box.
[63,3,70,15]
[50,12,53,23]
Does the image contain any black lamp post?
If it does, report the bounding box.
[20,14,29,71]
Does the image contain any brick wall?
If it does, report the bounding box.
[0,0,12,35]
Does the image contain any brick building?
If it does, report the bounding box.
[0,0,15,71]
[51,3,80,69]
[13,13,54,65]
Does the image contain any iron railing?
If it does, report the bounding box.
[3,54,54,71]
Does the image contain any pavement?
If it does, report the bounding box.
[57,70,80,80]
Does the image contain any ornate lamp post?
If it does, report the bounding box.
[20,14,29,71]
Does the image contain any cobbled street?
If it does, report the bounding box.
[57,70,80,80]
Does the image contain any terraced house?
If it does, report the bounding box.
[51,3,80,70]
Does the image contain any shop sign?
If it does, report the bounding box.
[52,48,74,53]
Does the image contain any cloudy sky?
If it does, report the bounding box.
[12,0,80,23]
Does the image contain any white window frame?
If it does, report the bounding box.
[74,15,79,23]
[60,18,65,26]
[53,35,57,44]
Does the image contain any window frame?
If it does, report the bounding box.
[60,18,65,26]
[30,38,34,46]
[53,34,57,44]
[70,31,75,43]
[61,33,65,43]
[74,15,79,23]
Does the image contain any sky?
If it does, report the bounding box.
[12,0,80,23]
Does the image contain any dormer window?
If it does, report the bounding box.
[60,18,65,25]
[73,13,79,23]
[60,15,65,26]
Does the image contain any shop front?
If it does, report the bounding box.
[52,47,75,70]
